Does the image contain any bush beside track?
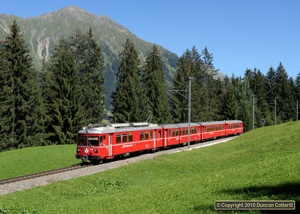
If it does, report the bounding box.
[0,121,299,213]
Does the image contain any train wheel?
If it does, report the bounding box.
[82,156,89,164]
[92,159,103,165]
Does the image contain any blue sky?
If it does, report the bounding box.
[1,0,300,78]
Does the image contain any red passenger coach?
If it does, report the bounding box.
[225,120,243,136]
[199,121,226,140]
[159,123,201,146]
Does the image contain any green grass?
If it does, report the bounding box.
[0,121,300,213]
[0,144,81,180]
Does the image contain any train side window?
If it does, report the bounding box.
[128,133,133,142]
[100,136,103,146]
[150,132,153,139]
[145,132,149,140]
[116,134,121,144]
[176,130,179,136]
[122,134,127,143]
[140,132,144,140]
[158,131,161,138]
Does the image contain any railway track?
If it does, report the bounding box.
[0,164,87,186]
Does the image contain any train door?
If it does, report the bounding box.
[99,134,107,146]
[108,133,113,157]
[156,129,163,148]
[153,130,156,149]
[164,129,168,147]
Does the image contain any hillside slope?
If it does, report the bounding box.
[0,121,299,213]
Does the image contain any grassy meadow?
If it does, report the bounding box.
[0,144,81,180]
[0,121,299,213]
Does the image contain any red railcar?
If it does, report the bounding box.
[76,120,243,163]
[76,123,162,163]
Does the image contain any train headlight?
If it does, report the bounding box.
[94,149,98,153]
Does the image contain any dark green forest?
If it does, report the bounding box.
[1,21,300,151]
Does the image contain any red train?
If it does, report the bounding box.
[76,120,243,164]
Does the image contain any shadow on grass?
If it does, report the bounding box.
[216,182,299,213]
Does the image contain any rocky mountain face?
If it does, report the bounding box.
[0,6,179,110]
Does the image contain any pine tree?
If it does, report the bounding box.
[141,45,172,123]
[111,39,145,122]
[45,38,83,144]
[201,47,221,120]
[221,77,237,120]
[274,63,291,122]
[171,46,218,122]
[190,46,210,121]
[171,49,192,123]
[266,67,276,116]
[254,70,271,127]
[295,72,300,120]
[235,78,253,131]
[69,29,105,124]
[0,20,46,150]
[0,41,14,150]
[287,77,296,120]
[202,47,214,69]
[295,72,300,100]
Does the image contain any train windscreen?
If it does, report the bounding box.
[88,136,99,146]
[78,136,86,146]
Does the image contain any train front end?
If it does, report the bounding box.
[76,124,108,164]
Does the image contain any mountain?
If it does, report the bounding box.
[0,6,179,110]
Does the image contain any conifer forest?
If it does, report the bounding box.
[1,21,300,151]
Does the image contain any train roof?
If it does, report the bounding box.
[225,120,243,124]
[158,123,199,128]
[198,120,243,126]
[78,120,244,134]
[78,122,159,134]
[198,121,226,126]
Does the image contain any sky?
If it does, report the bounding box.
[1,0,300,79]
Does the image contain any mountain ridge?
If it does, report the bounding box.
[0,6,180,110]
